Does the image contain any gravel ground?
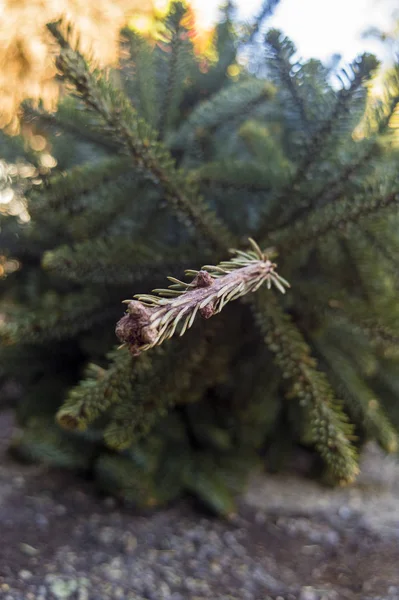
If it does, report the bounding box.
[1,410,399,600]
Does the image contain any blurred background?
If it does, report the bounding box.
[1,1,399,597]
[1,0,398,129]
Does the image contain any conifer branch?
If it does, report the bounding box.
[360,227,399,274]
[313,336,398,453]
[280,86,399,222]
[355,321,399,357]
[245,0,280,45]
[257,52,379,239]
[265,190,399,252]
[22,101,119,152]
[157,2,187,140]
[116,239,289,356]
[103,336,209,449]
[57,326,224,438]
[57,349,149,431]
[120,29,158,127]
[0,291,117,346]
[252,291,359,484]
[29,156,132,217]
[292,52,378,173]
[194,159,275,193]
[42,239,193,285]
[47,21,234,252]
[265,29,311,130]
[331,309,399,359]
[171,79,275,151]
[314,146,378,208]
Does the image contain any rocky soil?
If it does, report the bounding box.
[1,410,399,600]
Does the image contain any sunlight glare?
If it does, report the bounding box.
[191,0,396,63]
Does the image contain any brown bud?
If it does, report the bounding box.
[115,314,137,345]
[141,324,158,345]
[126,300,151,317]
[192,270,213,288]
[199,303,215,319]
[115,302,159,356]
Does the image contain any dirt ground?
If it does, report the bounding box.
[1,410,399,600]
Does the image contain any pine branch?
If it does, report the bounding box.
[157,2,189,140]
[103,335,209,449]
[54,176,145,242]
[171,79,275,152]
[120,30,158,127]
[298,53,378,161]
[257,53,379,239]
[42,239,194,285]
[314,145,379,208]
[10,418,94,470]
[28,156,132,218]
[245,0,280,45]
[322,319,379,378]
[94,442,188,508]
[359,65,399,138]
[193,159,276,192]
[265,29,311,131]
[280,84,399,222]
[355,322,399,358]
[330,308,399,359]
[47,21,234,252]
[57,326,222,446]
[0,291,117,346]
[265,189,399,252]
[22,101,119,153]
[252,291,359,484]
[360,226,399,275]
[181,1,237,105]
[57,348,146,431]
[116,239,289,356]
[314,336,398,453]
[231,349,281,448]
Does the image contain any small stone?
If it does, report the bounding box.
[35,514,49,528]
[299,587,318,600]
[255,511,266,525]
[99,527,116,545]
[19,570,33,580]
[55,504,67,516]
[12,475,25,488]
[123,533,137,554]
[302,544,320,555]
[19,543,39,556]
[49,577,78,599]
[103,497,116,509]
[78,589,89,600]
[114,586,125,599]
[338,506,352,520]
[105,558,124,582]
[211,561,222,574]
[324,530,340,547]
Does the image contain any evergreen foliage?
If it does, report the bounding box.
[1,2,399,514]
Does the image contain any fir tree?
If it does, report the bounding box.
[1,1,399,515]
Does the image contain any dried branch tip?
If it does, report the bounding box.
[116,238,290,355]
